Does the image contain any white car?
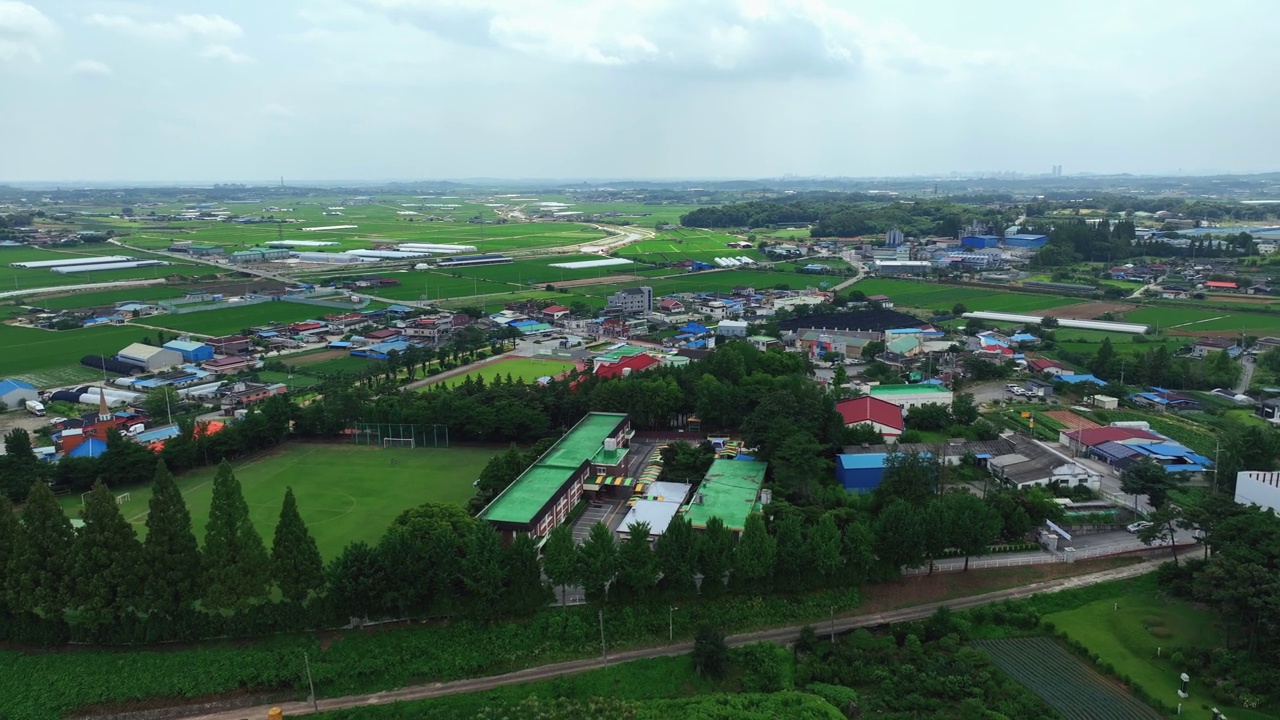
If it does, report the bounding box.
[1126,521,1154,533]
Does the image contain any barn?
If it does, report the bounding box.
[117,343,184,372]
[0,379,38,410]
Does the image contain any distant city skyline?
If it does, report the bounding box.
[2,0,1278,182]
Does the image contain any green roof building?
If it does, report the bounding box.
[684,459,768,534]
[868,384,954,409]
[479,412,631,539]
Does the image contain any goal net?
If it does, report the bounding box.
[350,422,450,448]
[116,493,130,506]
[382,437,416,449]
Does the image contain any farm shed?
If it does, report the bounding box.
[162,340,214,363]
[836,453,889,494]
[0,378,38,409]
[116,343,183,372]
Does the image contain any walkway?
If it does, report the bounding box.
[170,560,1163,720]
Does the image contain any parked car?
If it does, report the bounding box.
[1126,521,1154,533]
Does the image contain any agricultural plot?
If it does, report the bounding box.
[426,357,577,388]
[140,301,337,336]
[299,356,379,376]
[370,274,512,302]
[1046,591,1273,720]
[24,286,190,311]
[442,255,642,285]
[1127,306,1280,334]
[0,323,145,382]
[853,279,1080,314]
[59,443,494,560]
[973,637,1163,720]
[547,201,704,226]
[0,246,217,291]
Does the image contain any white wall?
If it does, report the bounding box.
[1236,471,1280,513]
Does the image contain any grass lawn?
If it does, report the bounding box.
[303,356,380,375]
[426,357,576,388]
[0,323,146,384]
[1046,587,1273,720]
[59,444,495,559]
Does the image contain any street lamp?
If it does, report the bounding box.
[669,606,678,644]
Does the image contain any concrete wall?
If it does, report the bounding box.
[1236,471,1280,513]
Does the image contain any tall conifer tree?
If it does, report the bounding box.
[143,460,202,615]
[203,461,269,610]
[270,487,324,604]
[10,482,74,616]
[71,482,144,624]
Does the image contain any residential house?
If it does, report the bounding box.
[542,305,571,321]
[219,382,287,415]
[202,355,256,375]
[1027,358,1074,377]
[747,335,781,352]
[717,319,748,337]
[1131,387,1201,413]
[657,298,685,314]
[207,335,252,356]
[1204,280,1239,292]
[866,295,894,308]
[1191,337,1236,359]
[989,452,1099,490]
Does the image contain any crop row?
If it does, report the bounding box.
[974,637,1163,720]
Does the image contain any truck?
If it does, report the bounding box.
[24,400,45,417]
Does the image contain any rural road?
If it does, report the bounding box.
[1235,354,1255,395]
[169,559,1163,720]
[0,278,168,300]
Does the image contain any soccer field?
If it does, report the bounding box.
[60,443,495,559]
[427,357,577,388]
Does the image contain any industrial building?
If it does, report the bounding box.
[116,343,184,372]
[162,340,214,363]
[52,260,169,274]
[1003,234,1049,249]
[961,235,1000,249]
[0,378,38,410]
[292,251,366,264]
[480,413,632,540]
[962,312,1149,334]
[683,458,768,535]
[433,254,514,268]
[1235,471,1280,513]
[866,384,954,409]
[9,255,132,269]
[229,248,290,264]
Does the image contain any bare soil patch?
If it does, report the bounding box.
[547,274,643,289]
[1043,410,1101,431]
[1039,302,1136,319]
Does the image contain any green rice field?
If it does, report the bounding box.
[22,286,190,311]
[0,245,220,291]
[140,300,355,336]
[1126,306,1280,334]
[425,357,577,389]
[0,323,145,385]
[58,443,495,560]
[853,279,1082,313]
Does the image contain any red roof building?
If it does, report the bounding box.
[1060,427,1163,453]
[364,328,402,341]
[595,353,661,379]
[1205,281,1238,290]
[658,298,685,313]
[1028,358,1073,375]
[542,305,571,320]
[834,395,905,438]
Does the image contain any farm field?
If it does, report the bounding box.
[22,286,190,311]
[426,357,577,388]
[443,255,644,285]
[973,637,1163,720]
[1126,306,1280,334]
[0,246,220,291]
[853,279,1082,314]
[549,201,704,226]
[0,323,145,384]
[58,444,494,560]
[356,273,511,302]
[138,300,348,336]
[1046,589,1273,720]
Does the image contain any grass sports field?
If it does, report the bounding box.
[0,323,145,386]
[853,279,1081,313]
[1046,584,1272,720]
[58,444,495,559]
[427,357,577,388]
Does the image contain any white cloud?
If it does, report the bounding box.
[199,44,253,63]
[352,0,976,79]
[0,0,57,63]
[70,59,111,76]
[85,12,243,42]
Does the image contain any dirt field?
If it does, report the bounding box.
[547,274,644,288]
[1042,410,1101,431]
[1039,302,1137,319]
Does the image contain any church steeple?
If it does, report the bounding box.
[97,392,111,423]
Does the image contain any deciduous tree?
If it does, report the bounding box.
[732,513,775,593]
[615,521,658,600]
[695,516,733,597]
[655,515,697,597]
[578,522,617,603]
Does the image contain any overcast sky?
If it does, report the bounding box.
[2,0,1277,183]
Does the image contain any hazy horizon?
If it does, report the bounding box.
[3,0,1278,183]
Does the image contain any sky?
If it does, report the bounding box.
[1,0,1278,183]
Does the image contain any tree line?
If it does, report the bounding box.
[678,194,1009,239]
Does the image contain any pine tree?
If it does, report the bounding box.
[71,482,144,624]
[10,482,74,616]
[0,496,20,612]
[695,517,733,597]
[578,522,617,604]
[655,515,697,597]
[143,460,202,616]
[203,461,270,610]
[615,521,658,600]
[270,487,324,604]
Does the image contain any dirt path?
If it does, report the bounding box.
[168,559,1163,720]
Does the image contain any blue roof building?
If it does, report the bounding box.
[1004,234,1049,249]
[66,438,108,459]
[0,378,37,410]
[836,454,889,493]
[163,340,214,363]
[1059,374,1105,385]
[961,235,1000,249]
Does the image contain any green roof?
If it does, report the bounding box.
[870,384,950,395]
[480,412,628,525]
[886,336,922,353]
[684,459,767,532]
[747,335,778,342]
[595,345,648,363]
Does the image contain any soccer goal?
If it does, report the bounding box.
[382,437,416,449]
[116,493,130,506]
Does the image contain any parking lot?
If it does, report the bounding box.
[571,497,628,544]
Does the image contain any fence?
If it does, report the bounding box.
[900,540,1197,577]
[349,422,450,448]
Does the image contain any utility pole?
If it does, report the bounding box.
[669,606,675,643]
[829,606,836,643]
[598,610,607,660]
[304,652,318,712]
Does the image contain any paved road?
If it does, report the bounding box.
[171,560,1163,720]
[1235,354,1255,395]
